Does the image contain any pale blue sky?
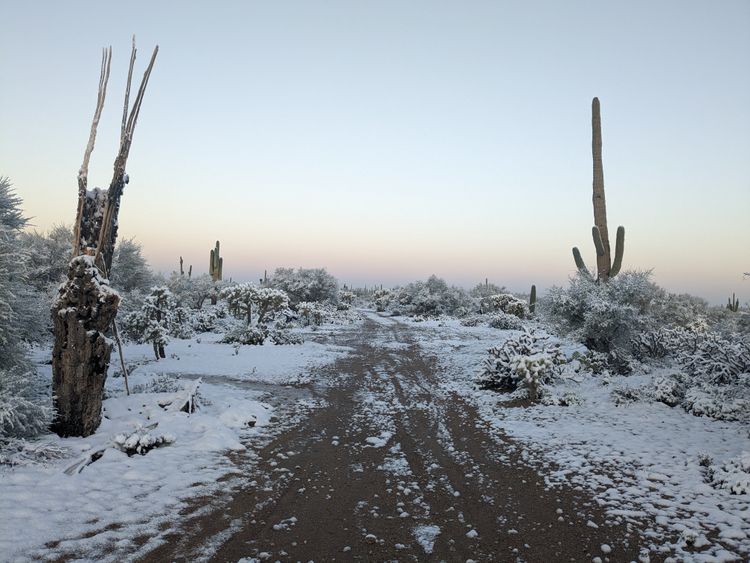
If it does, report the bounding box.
[1,0,748,302]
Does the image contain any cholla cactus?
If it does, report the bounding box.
[476,329,566,400]
[489,294,529,319]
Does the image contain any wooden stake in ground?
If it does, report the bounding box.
[51,39,158,437]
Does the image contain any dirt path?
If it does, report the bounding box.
[147,315,645,562]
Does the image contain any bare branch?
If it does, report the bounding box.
[72,47,111,256]
[120,36,136,146]
[95,42,159,273]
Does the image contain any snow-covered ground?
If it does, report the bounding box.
[2,314,748,562]
[410,317,750,562]
[0,330,351,562]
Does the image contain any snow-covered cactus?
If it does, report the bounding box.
[727,292,740,312]
[209,240,223,282]
[476,329,566,400]
[489,294,529,319]
[529,284,537,314]
[572,98,626,282]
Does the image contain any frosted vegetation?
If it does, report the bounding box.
[1,175,748,559]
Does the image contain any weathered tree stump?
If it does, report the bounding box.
[51,256,120,437]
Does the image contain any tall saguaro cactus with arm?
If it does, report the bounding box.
[209,240,223,281]
[572,97,625,282]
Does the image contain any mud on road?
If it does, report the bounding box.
[147,315,646,562]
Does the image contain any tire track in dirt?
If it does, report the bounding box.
[145,315,648,562]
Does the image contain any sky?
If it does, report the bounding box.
[1,0,748,303]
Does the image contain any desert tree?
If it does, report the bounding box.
[51,39,158,437]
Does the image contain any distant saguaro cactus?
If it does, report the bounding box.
[209,240,223,281]
[727,293,740,312]
[529,284,537,314]
[572,97,625,282]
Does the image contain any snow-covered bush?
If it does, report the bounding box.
[0,366,52,438]
[221,283,289,325]
[109,238,156,293]
[168,272,215,310]
[541,271,662,353]
[476,329,566,401]
[373,288,391,312]
[121,286,176,359]
[682,385,750,422]
[652,373,687,407]
[269,267,338,306]
[377,276,471,318]
[268,329,304,345]
[191,308,220,333]
[19,224,73,292]
[488,294,529,319]
[0,177,51,438]
[470,281,508,313]
[487,311,525,330]
[0,438,67,467]
[297,301,326,325]
[131,373,182,394]
[710,452,750,495]
[221,325,267,345]
[338,290,355,308]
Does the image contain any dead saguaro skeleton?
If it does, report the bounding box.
[51,40,158,437]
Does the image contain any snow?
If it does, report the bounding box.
[1,331,349,562]
[412,524,440,554]
[407,317,750,561]
[110,331,352,386]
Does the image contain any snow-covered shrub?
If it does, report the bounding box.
[339,290,355,308]
[0,177,51,439]
[0,366,52,438]
[652,373,687,407]
[610,385,646,406]
[170,306,195,339]
[114,426,176,456]
[541,271,662,353]
[682,386,750,422]
[476,329,566,400]
[191,308,220,333]
[488,294,529,319]
[710,452,750,495]
[373,288,391,312]
[109,238,156,293]
[470,281,508,313]
[268,329,304,345]
[379,276,471,318]
[221,283,289,325]
[221,325,267,345]
[0,438,67,467]
[121,286,176,359]
[297,301,326,326]
[269,267,338,306]
[19,224,73,292]
[487,311,525,330]
[168,272,215,310]
[131,373,182,394]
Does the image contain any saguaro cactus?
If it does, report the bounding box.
[727,293,740,312]
[572,97,625,282]
[209,240,223,281]
[529,284,537,314]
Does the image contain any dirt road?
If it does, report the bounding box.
[148,315,644,562]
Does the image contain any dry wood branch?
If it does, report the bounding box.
[72,47,111,255]
[95,43,159,273]
[121,36,137,146]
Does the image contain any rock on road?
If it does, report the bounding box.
[148,313,643,562]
